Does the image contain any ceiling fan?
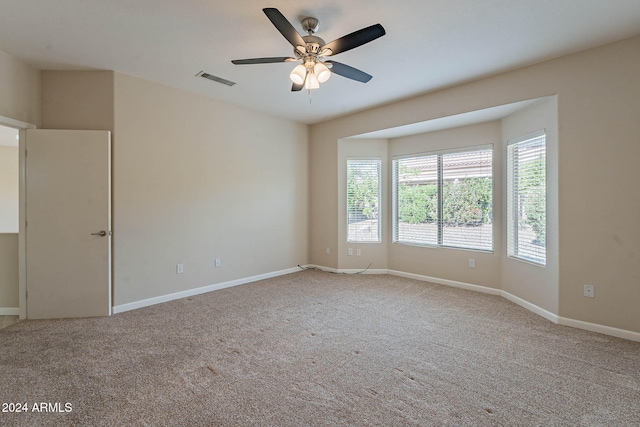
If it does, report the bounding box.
[231,8,386,91]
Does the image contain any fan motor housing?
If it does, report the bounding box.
[301,35,325,55]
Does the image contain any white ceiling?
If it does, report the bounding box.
[1,1,639,125]
[350,98,546,139]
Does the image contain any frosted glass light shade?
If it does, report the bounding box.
[314,62,331,83]
[305,72,320,89]
[289,64,306,84]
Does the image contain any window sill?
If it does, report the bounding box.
[393,240,494,254]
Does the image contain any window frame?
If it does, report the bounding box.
[392,144,494,252]
[507,130,547,266]
[346,157,382,243]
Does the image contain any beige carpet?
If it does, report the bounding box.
[1,270,638,426]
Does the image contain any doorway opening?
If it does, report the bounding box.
[0,116,36,320]
[0,123,20,322]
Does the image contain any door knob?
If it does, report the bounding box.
[91,230,107,237]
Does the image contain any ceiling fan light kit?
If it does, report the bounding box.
[305,71,320,90]
[290,64,306,85]
[232,8,385,92]
[314,62,331,83]
[290,61,330,88]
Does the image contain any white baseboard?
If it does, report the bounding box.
[112,263,640,342]
[501,291,559,323]
[334,268,389,275]
[557,316,640,342]
[310,265,640,342]
[300,264,387,275]
[387,269,502,295]
[112,267,301,314]
[0,307,19,316]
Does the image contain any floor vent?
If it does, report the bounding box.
[196,71,236,87]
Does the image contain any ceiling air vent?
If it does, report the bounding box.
[196,71,236,87]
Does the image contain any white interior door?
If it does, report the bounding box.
[26,129,111,319]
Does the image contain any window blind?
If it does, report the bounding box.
[393,147,493,251]
[507,131,546,265]
[393,155,439,245]
[347,159,381,242]
[441,149,493,250]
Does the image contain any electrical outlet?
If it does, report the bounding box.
[215,258,221,268]
[356,248,361,256]
[176,264,184,274]
[326,247,330,254]
[584,284,595,298]
[348,248,353,256]
[469,259,475,268]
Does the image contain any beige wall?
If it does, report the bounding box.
[0,146,19,232]
[112,73,308,305]
[309,124,339,266]
[389,122,502,288]
[501,97,559,314]
[0,50,40,126]
[41,71,115,131]
[309,35,640,333]
[0,233,18,308]
[555,42,640,332]
[40,71,309,307]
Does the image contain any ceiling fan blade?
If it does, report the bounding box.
[322,24,385,56]
[326,61,372,83]
[232,57,294,65]
[263,8,306,48]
